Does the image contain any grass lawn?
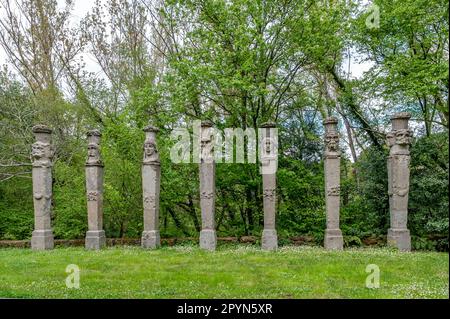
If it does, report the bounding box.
[0,245,448,299]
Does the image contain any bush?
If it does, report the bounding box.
[344,235,362,247]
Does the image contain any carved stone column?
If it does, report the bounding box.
[141,125,161,249]
[260,122,278,251]
[323,117,343,250]
[31,125,54,250]
[387,112,412,251]
[85,130,106,250]
[199,121,216,251]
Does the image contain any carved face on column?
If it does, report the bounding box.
[31,141,53,165]
[325,132,339,153]
[88,144,98,158]
[32,142,45,160]
[143,141,159,163]
[395,129,412,146]
[145,141,156,157]
[386,131,395,147]
[201,136,213,162]
[265,139,272,155]
[261,137,277,160]
[86,143,102,165]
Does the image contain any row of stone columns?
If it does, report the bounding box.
[322,113,413,251]
[30,113,412,251]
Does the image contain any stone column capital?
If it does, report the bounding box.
[87,129,102,137]
[390,112,411,130]
[323,117,338,133]
[323,116,338,125]
[31,125,54,168]
[32,124,52,134]
[200,120,214,128]
[387,112,413,152]
[143,124,160,133]
[260,121,277,128]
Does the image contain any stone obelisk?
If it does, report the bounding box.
[141,124,161,249]
[199,121,216,251]
[387,112,413,251]
[85,130,106,250]
[323,117,343,250]
[31,125,55,250]
[260,122,278,251]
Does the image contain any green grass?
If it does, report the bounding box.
[0,245,448,298]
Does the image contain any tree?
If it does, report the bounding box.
[353,0,449,135]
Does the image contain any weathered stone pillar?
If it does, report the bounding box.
[31,125,54,250]
[85,130,106,250]
[323,117,343,250]
[260,122,278,251]
[387,112,413,251]
[141,125,161,249]
[199,121,216,251]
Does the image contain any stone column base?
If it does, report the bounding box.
[200,229,216,251]
[261,229,278,251]
[324,229,343,250]
[31,230,54,250]
[141,230,161,249]
[85,230,106,250]
[387,228,411,252]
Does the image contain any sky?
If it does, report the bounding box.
[0,0,374,79]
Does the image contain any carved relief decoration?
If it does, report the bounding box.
[327,186,340,196]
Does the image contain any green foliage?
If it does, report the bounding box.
[412,236,439,251]
[350,147,390,234]
[344,235,363,247]
[409,133,449,250]
[353,0,449,133]
[101,117,143,238]
[53,160,87,239]
[0,0,448,252]
[277,158,325,238]
[0,201,33,240]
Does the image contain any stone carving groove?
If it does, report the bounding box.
[87,191,98,201]
[200,191,214,200]
[263,189,276,201]
[327,186,340,197]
